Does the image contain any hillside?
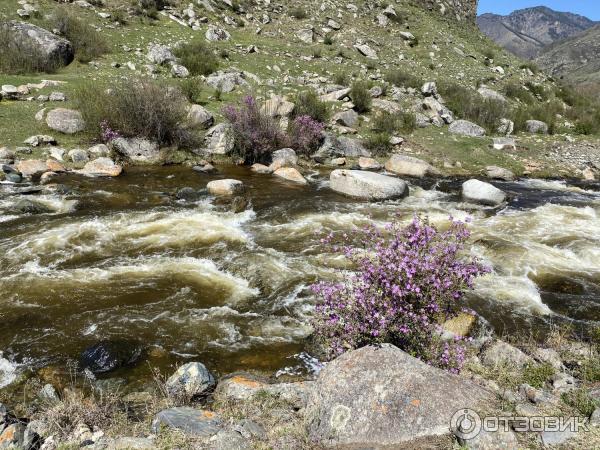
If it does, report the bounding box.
[536,24,600,84]
[477,6,596,59]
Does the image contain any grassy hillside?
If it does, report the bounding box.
[1,0,599,178]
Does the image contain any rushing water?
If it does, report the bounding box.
[1,166,600,386]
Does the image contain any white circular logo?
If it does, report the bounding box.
[450,408,482,440]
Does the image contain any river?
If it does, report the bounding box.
[1,166,599,388]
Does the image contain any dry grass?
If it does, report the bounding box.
[0,23,60,74]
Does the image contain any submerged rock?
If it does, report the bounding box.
[79,340,142,374]
[307,344,498,449]
[330,170,408,200]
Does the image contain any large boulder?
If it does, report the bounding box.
[384,154,438,178]
[188,105,214,128]
[307,345,497,449]
[111,138,161,165]
[333,110,358,128]
[485,166,515,181]
[152,407,221,436]
[46,108,85,134]
[262,95,295,118]
[269,148,298,170]
[206,26,230,41]
[3,21,74,68]
[337,137,369,157]
[202,123,235,155]
[15,159,48,179]
[462,179,506,206]
[525,120,548,134]
[206,71,251,93]
[449,120,486,137]
[477,87,507,103]
[330,170,408,200]
[146,43,175,65]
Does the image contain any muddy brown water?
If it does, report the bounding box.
[1,166,599,388]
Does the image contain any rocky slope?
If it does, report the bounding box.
[477,6,596,59]
[536,24,600,84]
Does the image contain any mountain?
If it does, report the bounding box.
[477,6,596,59]
[536,24,600,83]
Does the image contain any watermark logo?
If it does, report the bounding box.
[450,409,589,440]
[451,409,482,440]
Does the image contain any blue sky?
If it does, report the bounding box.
[478,1,600,20]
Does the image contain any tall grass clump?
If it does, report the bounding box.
[74,79,198,147]
[311,216,489,373]
[50,7,108,63]
[385,68,423,90]
[503,82,536,105]
[173,39,218,76]
[292,90,330,123]
[350,80,372,113]
[0,23,60,74]
[223,96,288,163]
[512,102,560,134]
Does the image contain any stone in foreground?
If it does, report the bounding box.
[462,179,506,206]
[152,407,221,436]
[166,362,215,398]
[330,170,407,200]
[207,179,244,196]
[46,108,85,134]
[307,345,497,448]
[111,137,161,165]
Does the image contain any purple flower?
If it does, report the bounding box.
[310,216,489,374]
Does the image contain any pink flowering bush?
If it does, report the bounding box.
[311,216,489,373]
[223,96,326,162]
[222,96,288,163]
[288,115,324,155]
[100,120,121,143]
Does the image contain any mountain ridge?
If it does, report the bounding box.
[477,6,596,59]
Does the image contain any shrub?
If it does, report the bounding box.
[222,95,288,163]
[363,132,392,155]
[288,115,325,155]
[173,39,218,76]
[324,34,334,45]
[111,9,128,25]
[385,68,423,90]
[519,61,539,74]
[562,389,599,417]
[521,363,555,388]
[179,78,204,104]
[372,110,416,135]
[292,90,330,123]
[290,7,308,19]
[0,23,59,74]
[512,102,560,134]
[440,83,508,133]
[50,7,108,63]
[333,72,349,86]
[311,216,489,373]
[524,81,547,101]
[350,80,372,113]
[503,83,535,105]
[74,79,198,147]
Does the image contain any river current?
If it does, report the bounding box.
[1,166,599,387]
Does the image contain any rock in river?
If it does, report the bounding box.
[462,179,506,206]
[79,340,142,374]
[207,179,245,196]
[384,154,438,178]
[307,344,499,449]
[330,170,408,200]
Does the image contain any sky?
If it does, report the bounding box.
[477,0,600,20]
